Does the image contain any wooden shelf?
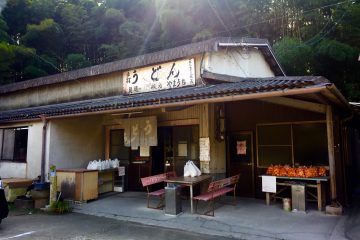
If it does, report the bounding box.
[98,170,116,194]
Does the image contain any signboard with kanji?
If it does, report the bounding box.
[123,58,195,94]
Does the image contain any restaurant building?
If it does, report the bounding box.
[0,37,358,207]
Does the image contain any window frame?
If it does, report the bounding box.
[0,126,29,163]
[256,120,328,168]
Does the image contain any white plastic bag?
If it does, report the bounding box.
[189,162,197,177]
[105,159,110,169]
[189,161,201,176]
[184,161,191,177]
[87,160,96,170]
[184,160,201,177]
[97,159,102,170]
[112,158,119,168]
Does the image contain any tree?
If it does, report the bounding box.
[64,53,91,71]
[0,42,15,84]
[0,17,10,42]
[22,19,64,57]
[273,37,314,75]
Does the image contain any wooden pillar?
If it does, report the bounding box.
[326,105,337,203]
[199,104,210,173]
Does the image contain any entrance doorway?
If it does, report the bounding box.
[107,125,199,191]
[108,129,151,191]
[227,131,255,197]
[152,125,199,177]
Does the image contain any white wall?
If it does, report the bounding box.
[47,115,104,170]
[203,48,275,78]
[0,122,43,179]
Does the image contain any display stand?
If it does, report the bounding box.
[98,169,117,194]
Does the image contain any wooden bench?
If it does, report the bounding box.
[193,174,240,216]
[140,172,175,209]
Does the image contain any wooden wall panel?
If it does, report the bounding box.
[226,100,325,132]
[0,72,122,110]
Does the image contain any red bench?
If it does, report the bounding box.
[140,172,176,209]
[193,174,240,216]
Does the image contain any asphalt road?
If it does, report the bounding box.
[0,209,233,240]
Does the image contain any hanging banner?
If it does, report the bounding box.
[123,58,195,94]
[123,116,157,148]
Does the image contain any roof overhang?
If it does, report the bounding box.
[0,75,349,124]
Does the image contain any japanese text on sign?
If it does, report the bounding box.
[123,58,195,94]
[199,137,210,161]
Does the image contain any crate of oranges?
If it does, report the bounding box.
[266,165,327,178]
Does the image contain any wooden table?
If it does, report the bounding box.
[261,175,329,211]
[165,175,212,214]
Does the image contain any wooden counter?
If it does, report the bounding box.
[57,169,98,202]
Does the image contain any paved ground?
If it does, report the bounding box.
[0,210,233,240]
[1,192,359,240]
[72,192,353,240]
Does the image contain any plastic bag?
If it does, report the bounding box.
[184,161,191,177]
[188,161,197,177]
[112,158,119,168]
[184,160,201,177]
[97,160,103,170]
[189,161,201,176]
[87,160,96,170]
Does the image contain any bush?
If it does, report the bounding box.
[50,201,72,214]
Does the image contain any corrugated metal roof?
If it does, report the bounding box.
[0,37,284,95]
[0,76,330,123]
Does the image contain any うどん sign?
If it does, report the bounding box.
[123,58,195,94]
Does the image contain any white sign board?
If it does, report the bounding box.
[262,176,277,193]
[199,137,210,161]
[140,146,150,157]
[123,58,195,94]
[118,166,125,176]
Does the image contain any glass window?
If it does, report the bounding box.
[257,122,328,167]
[293,123,328,166]
[109,129,129,160]
[0,127,28,162]
[258,125,291,145]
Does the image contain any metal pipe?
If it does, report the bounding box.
[40,115,48,182]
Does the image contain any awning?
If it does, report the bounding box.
[0,76,334,123]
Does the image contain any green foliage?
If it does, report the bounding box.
[0,18,10,42]
[315,40,355,63]
[22,19,64,55]
[23,65,48,79]
[64,53,91,71]
[274,37,314,75]
[50,201,72,214]
[0,42,15,84]
[192,29,213,43]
